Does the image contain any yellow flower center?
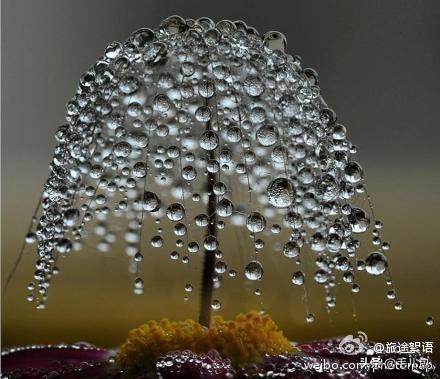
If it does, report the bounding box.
[117,310,295,370]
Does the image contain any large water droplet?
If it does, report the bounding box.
[166,203,185,222]
[263,31,287,52]
[344,161,363,183]
[63,208,79,228]
[314,269,328,284]
[200,131,219,151]
[114,141,132,157]
[246,212,266,233]
[267,178,294,208]
[159,15,188,35]
[217,198,233,217]
[243,76,265,97]
[204,235,218,251]
[349,208,370,233]
[195,106,212,122]
[143,191,161,212]
[284,241,300,258]
[245,260,263,280]
[365,251,387,275]
[256,125,278,146]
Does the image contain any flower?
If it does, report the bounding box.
[117,311,295,370]
[3,336,436,378]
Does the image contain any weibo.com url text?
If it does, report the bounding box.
[302,357,435,373]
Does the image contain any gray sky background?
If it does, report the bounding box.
[2,0,440,180]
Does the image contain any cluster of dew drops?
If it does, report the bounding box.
[21,16,433,326]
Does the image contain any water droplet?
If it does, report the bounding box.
[271,224,281,234]
[246,212,266,233]
[291,271,304,285]
[306,313,315,323]
[245,260,263,280]
[198,79,215,98]
[394,301,403,311]
[344,161,363,183]
[263,31,287,52]
[267,178,294,208]
[339,265,352,278]
[143,191,161,212]
[204,235,218,251]
[57,239,72,254]
[244,76,265,97]
[213,182,227,196]
[211,299,221,310]
[159,15,188,35]
[215,261,227,274]
[200,131,219,151]
[195,214,209,227]
[129,28,155,48]
[349,208,370,233]
[24,16,401,320]
[256,125,278,146]
[365,251,387,276]
[188,242,199,253]
[63,209,79,228]
[174,223,187,236]
[182,165,197,181]
[204,28,220,46]
[151,235,164,247]
[25,232,37,244]
[166,203,185,222]
[134,252,143,262]
[195,106,212,122]
[386,289,396,299]
[133,162,147,178]
[226,126,242,143]
[134,277,144,295]
[153,94,171,112]
[284,241,300,258]
[114,141,132,157]
[170,251,180,260]
[314,269,328,284]
[216,198,233,217]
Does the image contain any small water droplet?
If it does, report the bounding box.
[211,299,221,310]
[291,271,304,285]
[306,313,315,323]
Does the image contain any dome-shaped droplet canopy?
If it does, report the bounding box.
[18,15,397,323]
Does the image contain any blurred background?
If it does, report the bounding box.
[2,0,439,359]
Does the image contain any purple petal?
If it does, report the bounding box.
[1,343,113,378]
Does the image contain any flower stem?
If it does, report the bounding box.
[199,104,217,327]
